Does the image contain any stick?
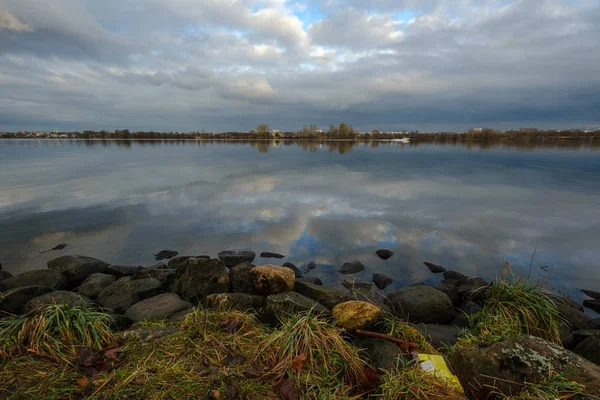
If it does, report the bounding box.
[355,329,418,350]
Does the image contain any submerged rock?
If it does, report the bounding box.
[76,273,115,299]
[229,261,255,293]
[172,258,229,302]
[260,252,285,259]
[282,262,303,278]
[24,291,94,313]
[294,280,350,309]
[250,265,295,296]
[125,293,192,322]
[372,273,393,289]
[0,285,55,314]
[332,301,383,330]
[205,293,265,311]
[97,277,163,314]
[388,286,455,324]
[1,269,67,291]
[424,261,446,273]
[338,261,365,275]
[307,261,317,270]
[218,250,256,268]
[47,255,110,288]
[375,249,394,260]
[154,250,178,261]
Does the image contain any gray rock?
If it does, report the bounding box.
[582,289,600,299]
[76,273,115,299]
[294,280,350,309]
[168,307,195,321]
[104,264,143,278]
[556,303,596,330]
[0,270,12,281]
[388,286,456,324]
[154,250,178,261]
[457,300,482,316]
[574,332,600,366]
[307,261,317,270]
[1,269,67,291]
[0,286,55,314]
[250,265,295,296]
[451,314,470,328]
[282,262,303,278]
[229,261,255,293]
[559,322,575,349]
[341,279,372,290]
[595,318,600,328]
[433,283,461,306]
[134,268,176,289]
[353,337,403,370]
[583,299,600,313]
[457,277,489,300]
[424,261,446,273]
[550,294,584,312]
[573,329,600,346]
[264,292,330,322]
[146,262,168,270]
[125,293,192,322]
[24,291,94,313]
[295,277,323,286]
[339,261,365,275]
[443,271,468,285]
[343,280,390,311]
[441,279,461,287]
[260,252,285,259]
[167,256,210,271]
[375,249,393,260]
[218,250,256,268]
[205,293,265,311]
[449,335,600,399]
[47,255,110,288]
[171,257,229,302]
[372,273,393,289]
[415,323,461,349]
[97,277,163,314]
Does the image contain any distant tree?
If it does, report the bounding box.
[256,124,269,134]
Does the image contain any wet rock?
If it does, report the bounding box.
[0,270,12,281]
[457,277,489,300]
[388,286,456,324]
[295,277,322,286]
[250,264,295,296]
[172,258,229,303]
[550,294,584,312]
[573,329,600,346]
[583,299,600,313]
[134,268,176,289]
[332,301,383,330]
[0,286,55,314]
[372,273,393,290]
[229,261,255,293]
[457,300,482,316]
[449,335,600,399]
[104,264,144,278]
[146,262,168,270]
[76,273,115,299]
[47,255,110,288]
[125,293,192,322]
[167,256,210,271]
[415,323,461,349]
[1,269,67,291]
[307,261,316,270]
[441,279,461,287]
[559,322,575,348]
[353,337,403,371]
[556,303,596,330]
[154,250,178,260]
[282,262,303,278]
[118,326,180,343]
[433,283,461,306]
[375,249,393,260]
[205,293,265,311]
[168,307,195,321]
[424,262,446,273]
[339,261,365,275]
[582,289,600,299]
[343,280,390,311]
[97,277,163,314]
[573,332,600,366]
[341,279,372,290]
[443,271,468,285]
[294,280,350,309]
[264,292,330,321]
[218,250,256,268]
[24,291,95,313]
[260,252,285,259]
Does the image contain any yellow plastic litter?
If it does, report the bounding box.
[417,353,464,393]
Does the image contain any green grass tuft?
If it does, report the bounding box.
[501,372,585,399]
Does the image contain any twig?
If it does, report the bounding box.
[355,329,418,352]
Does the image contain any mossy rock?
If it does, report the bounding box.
[332,300,383,330]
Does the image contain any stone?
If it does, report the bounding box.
[443,271,468,285]
[250,264,295,296]
[457,277,489,300]
[372,273,393,289]
[415,323,461,349]
[353,337,403,371]
[294,280,350,309]
[24,291,94,313]
[0,286,55,314]
[282,262,303,278]
[134,268,176,288]
[550,294,585,312]
[559,322,575,349]
[172,258,229,302]
[583,299,600,313]
[168,256,210,271]
[339,261,365,275]
[264,292,330,321]
[168,307,195,321]
[97,277,163,314]
[449,335,600,399]
[47,255,109,288]
[388,286,456,324]
[342,280,390,311]
[296,277,323,286]
[582,289,600,299]
[424,261,446,273]
[205,293,265,311]
[218,250,256,268]
[433,283,461,306]
[556,303,596,330]
[307,261,316,270]
[125,293,192,322]
[117,326,179,343]
[104,264,143,278]
[457,300,482,316]
[341,280,372,290]
[76,273,115,299]
[332,301,383,330]
[260,252,285,259]
[1,269,67,291]
[146,262,168,270]
[154,250,178,260]
[573,329,600,346]
[229,262,255,293]
[441,279,461,287]
[574,332,600,366]
[0,270,12,281]
[375,249,393,260]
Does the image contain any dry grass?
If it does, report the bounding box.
[499,372,585,400]
[381,317,437,353]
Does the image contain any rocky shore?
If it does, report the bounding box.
[1,250,600,399]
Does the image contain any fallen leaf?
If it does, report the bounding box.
[221,317,243,333]
[77,376,89,390]
[357,366,380,391]
[104,346,126,359]
[274,378,300,400]
[211,389,221,400]
[290,354,307,373]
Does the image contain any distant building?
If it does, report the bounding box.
[271,129,280,135]
[472,128,484,133]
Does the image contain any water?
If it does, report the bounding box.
[1,139,599,312]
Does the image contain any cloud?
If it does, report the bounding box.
[0,11,31,32]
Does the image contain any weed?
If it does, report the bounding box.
[500,372,585,400]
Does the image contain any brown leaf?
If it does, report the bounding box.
[221,316,242,333]
[222,354,246,366]
[104,346,126,359]
[290,354,307,374]
[274,378,300,400]
[77,376,90,390]
[211,389,221,400]
[358,366,380,391]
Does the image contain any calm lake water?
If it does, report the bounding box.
[1,139,599,313]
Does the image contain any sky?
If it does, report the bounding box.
[0,0,599,132]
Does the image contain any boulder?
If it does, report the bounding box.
[260,252,285,259]
[125,293,192,322]
[559,322,575,349]
[424,261,445,273]
[583,299,600,313]
[24,291,94,313]
[134,268,176,288]
[282,262,303,278]
[76,273,115,299]
[372,273,393,289]
[343,280,390,311]
[250,265,295,296]
[229,262,255,293]
[307,261,317,270]
[556,303,596,330]
[339,261,365,275]
[168,256,210,271]
[353,337,403,371]
[294,280,350,309]
[582,289,600,299]
[97,277,163,314]
[168,307,195,321]
[0,270,12,281]
[47,255,109,288]
[433,283,461,306]
[1,269,67,291]
[264,292,330,321]
[449,335,600,399]
[205,293,265,311]
[388,286,456,324]
[218,250,256,268]
[457,277,489,300]
[550,294,585,312]
[375,249,393,260]
[332,301,383,330]
[456,300,482,316]
[296,277,323,286]
[104,264,143,278]
[441,279,461,287]
[443,271,468,285]
[342,280,373,290]
[171,258,229,302]
[146,262,168,270]
[573,329,600,346]
[0,286,55,314]
[574,332,600,366]
[415,324,461,349]
[154,250,178,261]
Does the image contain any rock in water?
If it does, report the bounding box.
[295,277,323,286]
[332,301,383,330]
[443,270,468,285]
[388,286,456,323]
[338,261,365,275]
[282,262,303,278]
[375,249,393,260]
[250,265,295,296]
[372,273,393,289]
[154,250,178,260]
[24,291,95,313]
[584,299,600,313]
[97,277,163,313]
[172,258,229,302]
[307,261,317,270]
[1,269,67,291]
[205,293,265,311]
[424,261,446,273]
[260,252,285,259]
[457,277,489,300]
[0,286,55,314]
[217,250,256,268]
[125,293,192,322]
[449,335,600,399]
[47,255,110,288]
[76,273,116,299]
[582,289,600,299]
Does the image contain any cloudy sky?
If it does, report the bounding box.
[1,0,599,132]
